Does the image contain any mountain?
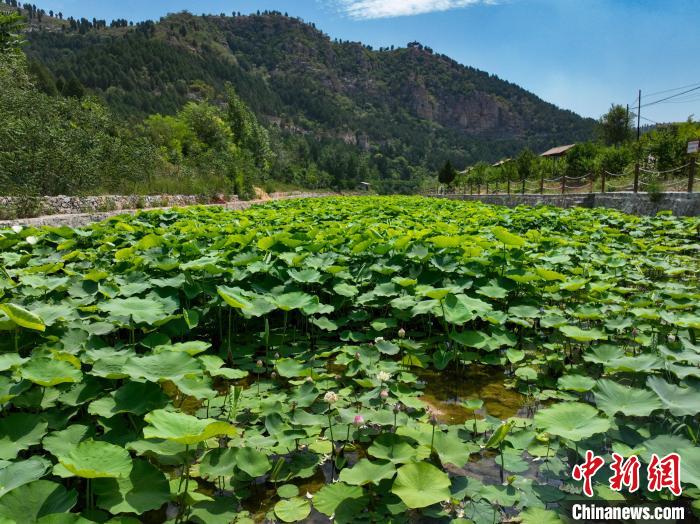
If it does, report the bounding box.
[21,8,595,188]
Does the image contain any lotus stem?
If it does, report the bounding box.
[499,442,504,483]
[327,411,335,454]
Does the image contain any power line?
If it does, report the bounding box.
[641,85,700,108]
[641,81,700,99]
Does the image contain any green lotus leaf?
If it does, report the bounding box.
[368,434,423,464]
[217,286,275,317]
[311,316,338,331]
[506,348,525,363]
[485,421,515,449]
[375,339,400,355]
[312,482,368,521]
[20,358,82,387]
[199,448,237,479]
[274,497,310,523]
[0,303,45,331]
[0,457,51,498]
[606,354,665,373]
[0,353,27,372]
[0,413,48,460]
[58,440,133,479]
[98,296,173,325]
[450,330,488,348]
[333,283,359,297]
[492,227,526,247]
[0,480,77,523]
[680,447,700,490]
[337,459,396,486]
[533,402,610,441]
[557,374,596,392]
[288,268,322,283]
[646,376,700,417]
[593,379,663,417]
[520,507,564,524]
[153,341,211,355]
[273,292,316,312]
[187,496,240,524]
[559,325,607,342]
[515,366,538,382]
[508,305,539,318]
[476,284,508,299]
[143,409,237,445]
[391,462,451,509]
[534,267,566,282]
[93,459,170,515]
[277,484,300,499]
[123,351,201,382]
[275,358,311,378]
[88,381,169,418]
[42,425,92,459]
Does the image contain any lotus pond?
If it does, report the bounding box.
[0,196,699,524]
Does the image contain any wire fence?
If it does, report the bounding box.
[429,160,698,196]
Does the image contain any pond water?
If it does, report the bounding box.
[418,365,527,424]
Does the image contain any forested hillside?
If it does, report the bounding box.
[5,3,596,194]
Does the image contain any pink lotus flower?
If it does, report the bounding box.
[353,415,365,427]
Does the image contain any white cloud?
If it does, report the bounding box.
[335,0,496,20]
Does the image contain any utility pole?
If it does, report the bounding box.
[634,90,641,193]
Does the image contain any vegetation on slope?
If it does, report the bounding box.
[10,4,596,194]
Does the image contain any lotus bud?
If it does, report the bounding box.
[274,352,281,359]
[354,352,361,360]
[353,415,364,427]
[271,372,277,379]
[256,359,263,368]
[324,391,338,404]
[631,328,639,338]
[380,389,389,400]
[398,328,406,339]
[374,337,384,343]
[393,402,403,414]
[430,414,439,426]
[377,371,391,383]
[667,334,676,342]
[305,376,314,383]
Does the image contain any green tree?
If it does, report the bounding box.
[28,59,58,96]
[0,11,23,51]
[62,75,85,98]
[226,86,272,174]
[598,104,632,146]
[438,160,457,186]
[516,149,535,194]
[564,143,598,180]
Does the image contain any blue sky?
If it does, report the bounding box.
[34,0,699,123]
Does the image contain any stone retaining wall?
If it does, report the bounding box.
[0,194,214,219]
[0,192,332,228]
[433,192,700,217]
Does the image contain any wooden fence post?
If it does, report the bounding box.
[689,157,696,193]
[539,172,544,194]
[561,175,566,195]
[601,171,606,194]
[634,163,640,193]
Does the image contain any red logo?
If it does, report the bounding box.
[573,452,682,497]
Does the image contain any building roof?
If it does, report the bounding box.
[540,144,576,157]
